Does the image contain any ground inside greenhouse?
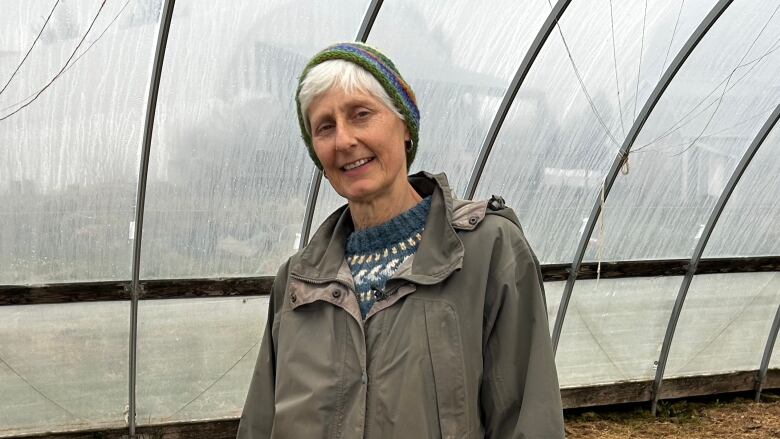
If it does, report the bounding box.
[564,391,780,438]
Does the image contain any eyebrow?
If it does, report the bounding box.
[311,97,377,127]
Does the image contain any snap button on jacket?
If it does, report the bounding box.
[237,172,565,439]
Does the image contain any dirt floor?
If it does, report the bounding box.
[564,392,780,438]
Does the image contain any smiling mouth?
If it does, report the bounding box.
[341,157,374,171]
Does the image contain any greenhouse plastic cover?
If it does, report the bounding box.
[1,0,779,436]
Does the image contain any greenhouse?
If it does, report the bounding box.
[1,0,779,437]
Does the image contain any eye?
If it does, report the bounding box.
[354,108,372,120]
[315,122,334,135]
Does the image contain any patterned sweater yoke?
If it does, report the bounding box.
[345,196,432,319]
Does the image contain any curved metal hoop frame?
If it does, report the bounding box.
[756,302,780,401]
[129,1,177,436]
[550,0,735,355]
[651,103,780,413]
[463,0,574,200]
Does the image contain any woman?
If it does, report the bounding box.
[238,42,564,438]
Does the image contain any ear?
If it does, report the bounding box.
[404,126,411,142]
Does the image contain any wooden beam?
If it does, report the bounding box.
[0,281,130,305]
[542,256,780,282]
[660,371,758,400]
[2,256,778,306]
[13,420,239,439]
[8,370,779,438]
[140,277,274,300]
[0,277,274,305]
[561,380,652,409]
[561,369,780,408]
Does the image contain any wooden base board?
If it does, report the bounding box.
[10,370,779,438]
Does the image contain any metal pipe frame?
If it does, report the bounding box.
[650,103,780,413]
[550,0,734,354]
[463,0,573,200]
[756,302,780,401]
[299,171,322,248]
[129,1,176,436]
[298,0,384,248]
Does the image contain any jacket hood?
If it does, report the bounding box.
[291,172,480,286]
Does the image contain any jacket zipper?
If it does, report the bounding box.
[289,272,371,437]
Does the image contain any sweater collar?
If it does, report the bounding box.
[345,196,431,256]
[291,172,465,285]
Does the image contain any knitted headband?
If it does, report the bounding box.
[295,42,420,170]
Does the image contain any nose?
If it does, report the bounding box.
[334,122,357,151]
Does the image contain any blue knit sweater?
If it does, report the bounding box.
[345,196,432,318]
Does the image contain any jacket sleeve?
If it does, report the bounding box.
[480,222,565,438]
[236,261,289,439]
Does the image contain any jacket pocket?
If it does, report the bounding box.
[423,300,468,439]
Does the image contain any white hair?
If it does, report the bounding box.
[298,59,404,136]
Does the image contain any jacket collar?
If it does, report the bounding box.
[290,172,466,285]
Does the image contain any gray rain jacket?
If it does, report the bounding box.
[237,172,565,438]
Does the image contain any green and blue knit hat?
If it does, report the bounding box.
[295,42,420,170]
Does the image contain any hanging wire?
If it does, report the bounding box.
[672,3,779,157]
[675,277,772,373]
[0,354,85,421]
[660,110,771,151]
[163,340,260,420]
[0,0,108,121]
[545,0,622,148]
[0,0,61,98]
[632,0,648,123]
[658,0,685,80]
[632,35,780,153]
[0,0,131,114]
[572,298,629,379]
[607,0,626,138]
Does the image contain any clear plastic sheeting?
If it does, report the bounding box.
[311,0,550,232]
[374,0,549,194]
[772,328,780,369]
[476,0,715,264]
[0,302,128,437]
[665,273,780,378]
[140,0,369,279]
[0,1,160,284]
[310,179,347,241]
[705,124,780,257]
[584,1,780,262]
[555,277,681,388]
[136,296,268,424]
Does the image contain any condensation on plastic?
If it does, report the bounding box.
[475,0,716,264]
[0,1,160,284]
[554,276,681,388]
[0,301,129,437]
[136,296,268,425]
[665,272,780,378]
[583,1,780,262]
[139,0,369,279]
[310,0,549,232]
[704,124,780,257]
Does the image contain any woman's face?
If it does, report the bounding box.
[308,86,410,204]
